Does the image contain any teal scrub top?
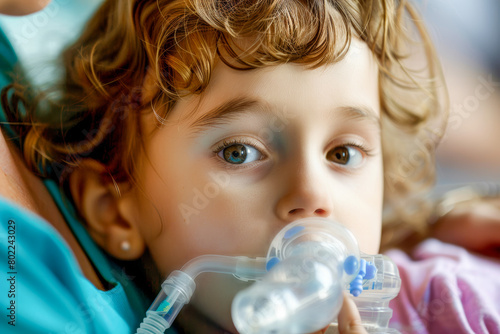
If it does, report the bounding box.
[0,26,153,333]
[0,197,147,333]
[0,28,15,88]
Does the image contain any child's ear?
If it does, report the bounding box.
[69,159,145,260]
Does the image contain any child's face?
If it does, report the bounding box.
[125,38,382,330]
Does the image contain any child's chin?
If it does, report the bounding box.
[190,273,252,332]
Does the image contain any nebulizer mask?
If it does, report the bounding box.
[136,218,401,334]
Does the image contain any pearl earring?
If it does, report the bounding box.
[120,240,131,252]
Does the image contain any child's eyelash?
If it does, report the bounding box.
[212,138,261,154]
[340,141,375,156]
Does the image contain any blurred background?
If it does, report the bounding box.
[414,0,500,197]
[1,0,500,196]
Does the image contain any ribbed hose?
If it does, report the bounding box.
[136,312,169,334]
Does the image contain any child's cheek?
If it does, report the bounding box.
[185,189,276,256]
[334,161,383,254]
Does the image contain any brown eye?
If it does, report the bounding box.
[327,146,350,165]
[223,144,248,164]
[326,146,364,167]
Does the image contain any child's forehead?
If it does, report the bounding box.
[166,39,379,126]
[201,38,377,101]
[140,37,379,136]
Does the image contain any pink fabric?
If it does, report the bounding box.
[386,239,500,334]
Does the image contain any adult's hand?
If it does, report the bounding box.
[432,196,500,257]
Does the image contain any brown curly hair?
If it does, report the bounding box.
[1,0,447,249]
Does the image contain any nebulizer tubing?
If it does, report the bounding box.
[135,255,267,334]
[136,218,401,334]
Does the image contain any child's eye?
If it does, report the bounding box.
[326,145,364,167]
[217,143,262,164]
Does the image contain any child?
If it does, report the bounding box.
[1,0,446,333]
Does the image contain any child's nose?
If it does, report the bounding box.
[275,169,333,222]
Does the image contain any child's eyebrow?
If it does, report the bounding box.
[188,97,270,132]
[188,96,380,133]
[335,106,380,128]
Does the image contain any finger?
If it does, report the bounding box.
[308,325,329,334]
[338,293,368,334]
